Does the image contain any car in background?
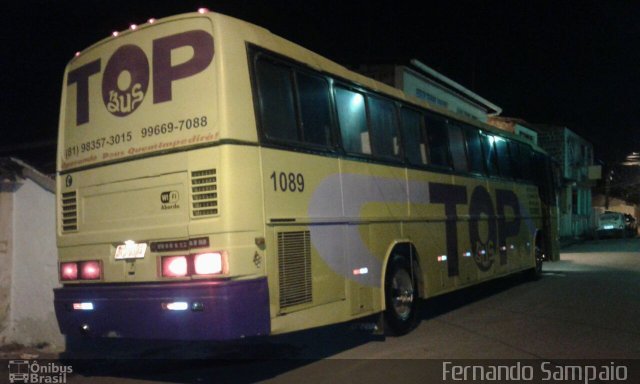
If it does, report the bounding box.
[596,211,635,239]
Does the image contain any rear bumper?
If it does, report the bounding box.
[54,277,270,341]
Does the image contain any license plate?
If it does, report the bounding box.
[115,242,147,260]
[603,225,614,230]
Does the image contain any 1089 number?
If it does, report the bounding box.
[270,171,304,192]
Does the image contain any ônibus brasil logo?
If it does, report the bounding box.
[8,360,72,383]
[67,30,214,124]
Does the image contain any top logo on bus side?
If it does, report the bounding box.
[67,30,214,125]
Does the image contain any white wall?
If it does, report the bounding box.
[0,185,14,343]
[1,177,63,349]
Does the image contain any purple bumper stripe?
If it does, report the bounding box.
[54,277,270,341]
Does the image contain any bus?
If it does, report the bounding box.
[54,9,558,341]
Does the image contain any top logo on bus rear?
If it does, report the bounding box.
[67,30,214,125]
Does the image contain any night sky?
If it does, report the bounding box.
[3,0,640,172]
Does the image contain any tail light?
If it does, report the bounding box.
[161,252,227,278]
[60,260,102,281]
[60,262,78,281]
[161,256,189,277]
[194,252,223,275]
[79,261,102,280]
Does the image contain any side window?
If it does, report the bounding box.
[509,141,522,179]
[297,72,333,147]
[255,58,297,141]
[335,87,369,154]
[425,114,451,168]
[464,127,485,175]
[368,96,400,159]
[448,124,468,172]
[494,137,513,179]
[400,108,427,165]
[480,132,499,176]
[517,142,533,182]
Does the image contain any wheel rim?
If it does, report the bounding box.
[391,268,414,320]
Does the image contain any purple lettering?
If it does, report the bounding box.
[469,185,498,271]
[496,189,521,265]
[66,30,214,125]
[429,184,523,274]
[102,45,149,117]
[429,183,467,277]
[67,59,101,125]
[153,30,214,103]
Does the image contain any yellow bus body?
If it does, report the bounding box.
[54,11,554,340]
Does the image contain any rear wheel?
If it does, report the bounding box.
[384,255,418,335]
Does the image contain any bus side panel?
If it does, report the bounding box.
[339,160,414,314]
[260,148,347,326]
[406,169,454,297]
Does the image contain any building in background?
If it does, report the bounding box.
[592,194,638,218]
[487,116,539,145]
[532,126,601,239]
[0,158,62,350]
[355,59,502,122]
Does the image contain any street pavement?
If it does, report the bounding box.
[1,237,638,383]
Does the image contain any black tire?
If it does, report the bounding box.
[384,255,418,336]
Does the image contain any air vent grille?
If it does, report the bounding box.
[278,231,312,309]
[61,191,78,232]
[190,169,218,217]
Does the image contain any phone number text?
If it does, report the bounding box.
[141,116,208,138]
[64,132,132,159]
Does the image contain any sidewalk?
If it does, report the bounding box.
[0,342,60,360]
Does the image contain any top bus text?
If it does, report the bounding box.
[67,30,214,125]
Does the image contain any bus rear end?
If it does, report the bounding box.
[54,12,269,341]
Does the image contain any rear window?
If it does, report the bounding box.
[255,57,333,147]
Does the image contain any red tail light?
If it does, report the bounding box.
[160,252,227,278]
[60,262,78,281]
[79,260,102,280]
[194,252,223,275]
[60,260,102,281]
[162,256,188,277]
